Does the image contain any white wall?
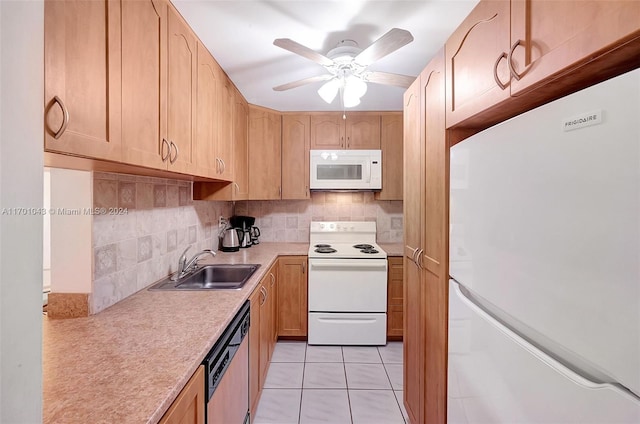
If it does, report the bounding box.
[0,1,44,422]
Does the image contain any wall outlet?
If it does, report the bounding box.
[219,216,226,228]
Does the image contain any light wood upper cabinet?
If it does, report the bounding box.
[232,88,250,200]
[248,106,282,200]
[375,113,403,201]
[44,0,122,161]
[277,256,308,337]
[195,42,219,178]
[159,365,205,424]
[445,0,511,128]
[216,78,234,181]
[166,4,197,174]
[120,0,167,170]
[345,115,381,149]
[310,115,344,149]
[282,115,311,200]
[509,0,640,96]
[310,114,381,149]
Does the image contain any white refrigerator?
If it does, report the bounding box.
[448,68,640,423]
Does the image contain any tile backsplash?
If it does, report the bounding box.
[90,174,402,313]
[234,192,403,244]
[91,173,231,314]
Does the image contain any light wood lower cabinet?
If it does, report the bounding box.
[277,256,308,337]
[250,261,278,422]
[159,365,205,424]
[386,257,403,339]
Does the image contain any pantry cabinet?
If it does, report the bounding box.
[159,365,205,424]
[310,113,381,150]
[375,113,403,201]
[281,115,311,200]
[277,256,308,337]
[386,257,403,339]
[248,106,282,200]
[403,49,448,424]
[44,0,122,161]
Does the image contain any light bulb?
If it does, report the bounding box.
[317,78,340,104]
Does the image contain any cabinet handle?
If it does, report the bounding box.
[260,286,267,305]
[215,158,220,174]
[220,159,226,174]
[161,139,170,162]
[410,247,418,264]
[302,261,306,274]
[493,52,508,90]
[51,96,70,139]
[270,273,275,286]
[169,141,178,164]
[341,136,344,148]
[306,185,309,198]
[508,39,525,81]
[233,182,240,193]
[347,136,350,148]
[416,249,424,270]
[278,186,281,197]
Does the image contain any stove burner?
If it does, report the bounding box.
[353,244,374,249]
[314,244,332,248]
[315,247,337,254]
[360,248,379,254]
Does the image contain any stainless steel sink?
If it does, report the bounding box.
[148,264,261,291]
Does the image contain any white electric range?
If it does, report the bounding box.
[307,221,388,345]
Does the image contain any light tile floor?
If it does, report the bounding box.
[254,341,408,424]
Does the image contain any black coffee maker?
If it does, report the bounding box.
[229,215,255,248]
[249,226,260,245]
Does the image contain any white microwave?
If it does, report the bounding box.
[310,149,382,190]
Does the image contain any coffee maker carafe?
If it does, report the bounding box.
[230,215,255,248]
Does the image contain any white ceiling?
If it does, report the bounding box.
[173,0,479,112]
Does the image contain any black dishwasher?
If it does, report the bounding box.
[203,300,250,424]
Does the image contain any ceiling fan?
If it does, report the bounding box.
[272,28,415,107]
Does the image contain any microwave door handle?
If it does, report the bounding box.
[365,161,371,183]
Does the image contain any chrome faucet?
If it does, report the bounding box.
[171,247,216,281]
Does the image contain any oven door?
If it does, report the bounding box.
[308,258,387,312]
[310,150,381,190]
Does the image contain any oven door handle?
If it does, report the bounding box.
[309,259,387,270]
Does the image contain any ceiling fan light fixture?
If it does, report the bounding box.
[345,75,367,98]
[318,78,341,104]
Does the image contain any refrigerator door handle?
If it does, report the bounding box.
[451,279,640,405]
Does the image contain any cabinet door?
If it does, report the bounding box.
[233,89,250,200]
[166,4,196,174]
[44,0,121,161]
[216,78,234,181]
[268,264,279,351]
[248,106,282,200]
[345,115,381,149]
[195,43,219,178]
[310,115,344,149]
[259,282,271,387]
[121,0,167,170]
[282,115,311,200]
[387,257,403,339]
[445,0,511,128]
[510,0,640,96]
[421,49,448,424]
[277,257,308,337]
[249,286,262,418]
[159,365,205,424]
[375,114,403,200]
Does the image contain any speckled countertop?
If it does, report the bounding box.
[43,243,309,424]
[378,243,403,257]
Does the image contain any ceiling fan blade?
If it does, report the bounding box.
[362,71,416,88]
[273,38,334,67]
[273,74,334,91]
[354,28,414,67]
